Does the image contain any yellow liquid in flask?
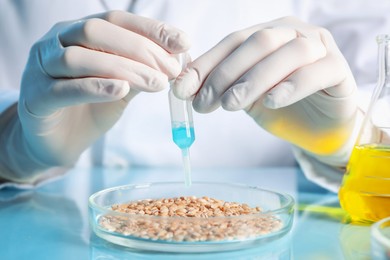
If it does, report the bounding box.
[339,144,390,223]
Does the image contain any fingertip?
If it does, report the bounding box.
[221,91,241,111]
[192,97,207,113]
[192,85,219,113]
[263,81,296,109]
[127,67,168,93]
[166,53,192,81]
[166,58,182,79]
[220,82,251,111]
[166,28,191,53]
[115,80,130,98]
[262,93,279,109]
[172,67,199,99]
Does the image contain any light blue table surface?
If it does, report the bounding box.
[0,167,373,260]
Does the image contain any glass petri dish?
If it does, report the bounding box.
[88,182,294,253]
[371,216,390,259]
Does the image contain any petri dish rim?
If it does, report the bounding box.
[88,181,295,219]
[88,181,295,252]
[371,216,390,249]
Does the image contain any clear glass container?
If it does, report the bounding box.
[88,182,294,253]
[371,216,390,259]
[168,88,195,150]
[339,34,390,223]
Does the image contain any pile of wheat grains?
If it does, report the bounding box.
[99,196,282,242]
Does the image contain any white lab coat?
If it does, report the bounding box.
[0,0,388,191]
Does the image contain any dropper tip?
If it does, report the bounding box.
[181,148,192,187]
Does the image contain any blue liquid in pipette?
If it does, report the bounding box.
[172,126,195,149]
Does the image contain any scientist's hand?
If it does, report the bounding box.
[19,11,190,166]
[174,16,358,157]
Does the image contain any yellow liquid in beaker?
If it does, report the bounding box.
[339,144,390,223]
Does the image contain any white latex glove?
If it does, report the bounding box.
[4,11,190,182]
[174,16,359,166]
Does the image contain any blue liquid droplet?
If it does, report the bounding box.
[172,127,195,149]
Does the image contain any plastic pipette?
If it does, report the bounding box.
[168,54,195,187]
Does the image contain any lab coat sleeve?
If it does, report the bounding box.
[292,147,345,193]
[0,91,69,189]
[0,169,68,189]
[0,89,19,115]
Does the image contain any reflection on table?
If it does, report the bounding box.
[0,167,374,259]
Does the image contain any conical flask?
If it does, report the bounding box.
[339,34,390,223]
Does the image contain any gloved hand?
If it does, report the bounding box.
[17,11,190,171]
[174,16,359,163]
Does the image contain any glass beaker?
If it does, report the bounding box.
[339,34,390,224]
